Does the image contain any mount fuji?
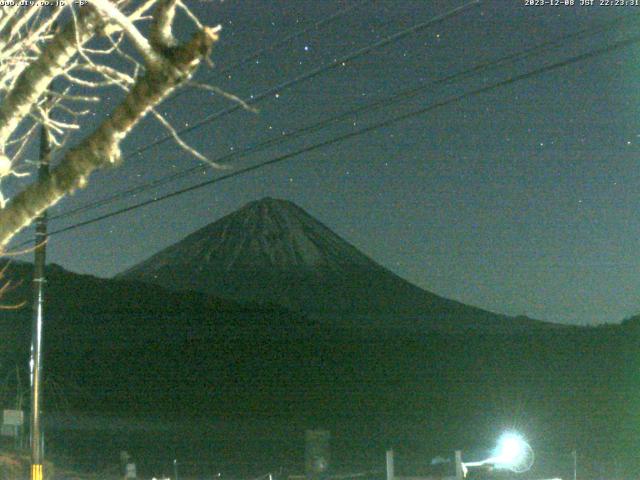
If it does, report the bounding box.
[118,197,553,331]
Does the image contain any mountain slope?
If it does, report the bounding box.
[0,260,300,351]
[0,263,633,475]
[118,197,553,330]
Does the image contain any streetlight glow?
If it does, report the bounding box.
[459,431,534,477]
[493,432,527,467]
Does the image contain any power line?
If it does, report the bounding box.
[122,0,481,159]
[173,0,371,97]
[50,0,481,220]
[37,33,640,242]
[51,11,640,221]
[99,1,370,133]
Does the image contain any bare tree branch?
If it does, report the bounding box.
[0,22,221,246]
[91,0,163,67]
[0,7,102,154]
[189,81,258,113]
[0,1,230,249]
[150,107,228,168]
[150,0,178,50]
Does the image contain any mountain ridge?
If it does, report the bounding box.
[118,197,557,330]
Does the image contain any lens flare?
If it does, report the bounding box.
[492,432,534,473]
[460,431,534,476]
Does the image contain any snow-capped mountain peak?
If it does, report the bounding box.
[118,198,548,331]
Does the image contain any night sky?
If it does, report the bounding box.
[7,0,640,325]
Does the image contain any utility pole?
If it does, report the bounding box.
[572,450,577,480]
[30,114,52,480]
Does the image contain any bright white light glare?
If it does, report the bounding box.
[494,432,526,466]
[494,432,534,473]
[461,431,534,476]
